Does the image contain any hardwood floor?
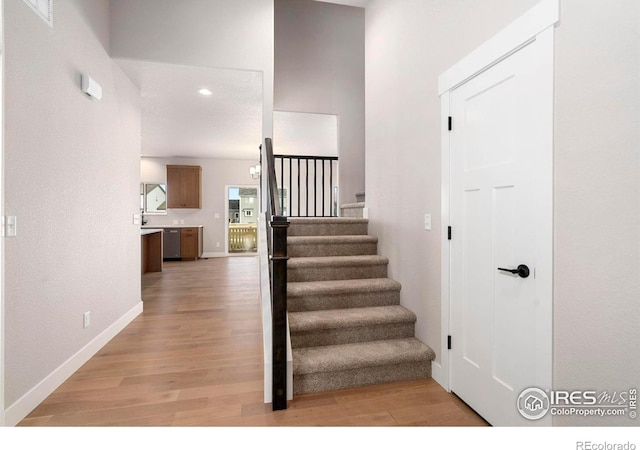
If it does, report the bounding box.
[18,256,488,427]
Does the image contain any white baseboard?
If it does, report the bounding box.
[4,301,143,426]
[431,361,448,391]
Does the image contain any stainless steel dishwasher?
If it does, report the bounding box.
[163,228,181,260]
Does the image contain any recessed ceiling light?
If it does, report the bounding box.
[198,88,213,96]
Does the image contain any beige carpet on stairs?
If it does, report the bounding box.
[287,204,435,395]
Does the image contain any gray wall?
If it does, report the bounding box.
[366,0,640,426]
[275,0,365,206]
[4,0,141,411]
[141,157,260,255]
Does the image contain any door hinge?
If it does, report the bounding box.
[448,116,452,131]
[447,335,452,350]
[448,226,452,240]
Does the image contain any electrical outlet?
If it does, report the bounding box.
[83,311,91,329]
[216,242,220,248]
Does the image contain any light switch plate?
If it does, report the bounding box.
[133,214,140,225]
[6,216,17,237]
[424,214,432,231]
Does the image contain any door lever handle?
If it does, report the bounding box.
[498,265,530,278]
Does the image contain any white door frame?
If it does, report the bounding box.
[438,0,558,394]
[224,185,261,255]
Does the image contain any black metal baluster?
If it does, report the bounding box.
[322,159,326,216]
[329,160,333,217]
[314,159,317,217]
[304,159,309,217]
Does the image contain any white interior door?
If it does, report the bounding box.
[449,34,552,426]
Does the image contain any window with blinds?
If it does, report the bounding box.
[22,0,53,27]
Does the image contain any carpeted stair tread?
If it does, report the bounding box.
[288,217,369,236]
[288,278,401,298]
[288,256,389,282]
[288,255,388,268]
[289,305,415,332]
[340,202,365,209]
[288,235,378,257]
[292,338,435,375]
[287,278,402,312]
[288,235,377,245]
[288,217,368,225]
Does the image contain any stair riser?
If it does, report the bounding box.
[288,223,368,237]
[293,361,431,395]
[288,242,377,258]
[288,264,387,282]
[340,208,364,218]
[291,323,415,349]
[288,290,400,312]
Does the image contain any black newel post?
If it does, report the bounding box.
[270,216,289,411]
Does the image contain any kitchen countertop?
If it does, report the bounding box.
[140,228,163,236]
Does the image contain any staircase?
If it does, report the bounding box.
[287,201,435,395]
[340,192,366,218]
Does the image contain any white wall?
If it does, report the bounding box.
[366,0,640,426]
[70,0,110,53]
[109,0,275,146]
[552,0,640,426]
[3,0,142,423]
[0,0,4,427]
[275,0,364,206]
[141,157,260,255]
[365,0,539,370]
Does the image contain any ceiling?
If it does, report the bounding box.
[116,0,363,162]
[117,60,339,161]
[116,59,263,160]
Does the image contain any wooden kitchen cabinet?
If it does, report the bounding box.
[180,227,203,261]
[167,165,202,208]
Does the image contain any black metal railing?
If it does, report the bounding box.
[263,138,289,411]
[273,154,339,217]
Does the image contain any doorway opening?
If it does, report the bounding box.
[226,186,259,255]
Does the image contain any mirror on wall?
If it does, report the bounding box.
[141,183,167,214]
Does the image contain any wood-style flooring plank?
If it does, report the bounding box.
[17,257,487,427]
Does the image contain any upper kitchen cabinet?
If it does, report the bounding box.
[166,165,202,209]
